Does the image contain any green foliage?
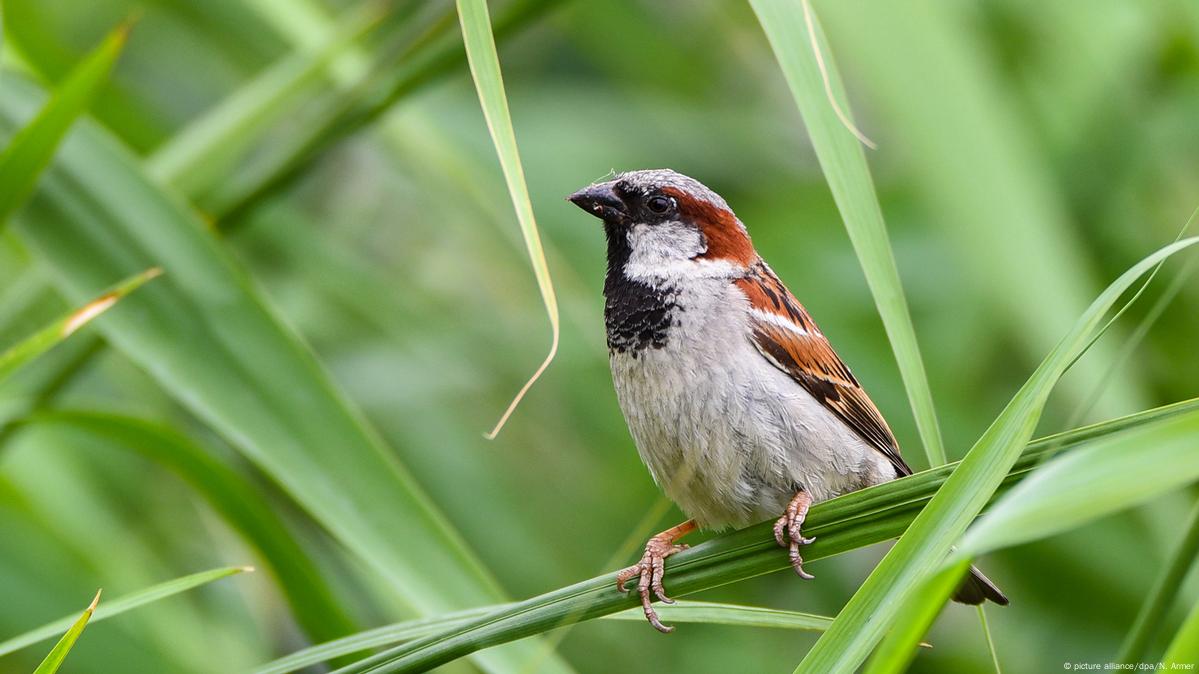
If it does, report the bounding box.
[456,0,558,437]
[255,600,833,674]
[0,268,158,382]
[1117,499,1199,663]
[312,401,1199,672]
[30,591,99,674]
[794,237,1198,673]
[1,567,248,658]
[0,21,126,224]
[0,1,1198,672]
[24,411,358,646]
[748,0,944,467]
[0,72,567,674]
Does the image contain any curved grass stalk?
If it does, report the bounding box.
[256,601,833,674]
[318,399,1199,672]
[793,237,1199,674]
[456,0,558,438]
[749,0,944,468]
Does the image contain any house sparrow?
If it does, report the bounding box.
[568,169,1007,633]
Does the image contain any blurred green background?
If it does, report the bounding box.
[2,0,1198,672]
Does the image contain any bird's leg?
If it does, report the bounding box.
[773,489,816,579]
[615,519,696,633]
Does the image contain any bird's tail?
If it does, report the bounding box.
[952,565,1009,605]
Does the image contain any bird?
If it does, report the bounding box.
[567,168,1007,633]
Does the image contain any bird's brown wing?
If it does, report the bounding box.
[734,261,912,477]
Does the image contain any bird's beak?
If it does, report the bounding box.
[567,182,628,223]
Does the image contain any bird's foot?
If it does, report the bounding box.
[616,520,695,633]
[774,490,815,579]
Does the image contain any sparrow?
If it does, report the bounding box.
[568,169,1007,633]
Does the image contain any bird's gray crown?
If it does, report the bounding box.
[613,169,731,212]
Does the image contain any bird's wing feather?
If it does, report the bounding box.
[734,261,912,477]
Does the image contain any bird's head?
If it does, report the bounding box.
[568,169,755,282]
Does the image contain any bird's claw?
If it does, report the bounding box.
[774,491,815,579]
[616,535,689,633]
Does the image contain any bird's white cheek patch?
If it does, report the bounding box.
[623,222,739,283]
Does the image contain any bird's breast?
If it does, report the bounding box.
[606,278,895,529]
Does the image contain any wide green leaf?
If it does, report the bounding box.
[793,237,1199,674]
[1162,596,1199,669]
[0,74,568,674]
[0,267,159,382]
[312,399,1199,672]
[257,601,833,674]
[23,411,358,646]
[0,566,248,658]
[959,411,1199,557]
[869,406,1199,673]
[748,0,944,467]
[0,21,126,224]
[30,590,99,674]
[456,0,558,437]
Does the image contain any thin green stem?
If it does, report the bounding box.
[977,605,1002,674]
[1116,494,1199,664]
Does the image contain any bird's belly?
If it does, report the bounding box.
[611,333,896,530]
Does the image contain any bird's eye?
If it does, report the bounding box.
[646,195,674,215]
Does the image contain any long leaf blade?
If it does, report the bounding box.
[457,0,559,438]
[0,267,160,382]
[312,400,1199,672]
[30,590,100,674]
[0,21,127,224]
[24,411,358,646]
[0,566,249,658]
[870,406,1199,673]
[794,238,1199,673]
[256,601,833,674]
[0,73,568,674]
[1162,597,1199,670]
[145,3,387,193]
[958,411,1199,557]
[1117,498,1199,663]
[748,0,944,467]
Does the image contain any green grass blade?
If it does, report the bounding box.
[0,267,160,382]
[0,567,249,658]
[254,607,501,674]
[748,0,944,467]
[145,3,387,193]
[0,74,567,674]
[24,410,358,647]
[815,1,1146,418]
[605,601,832,631]
[870,406,1199,673]
[1117,498,1199,663]
[978,606,1003,674]
[0,21,127,224]
[794,237,1199,674]
[30,590,100,674]
[1162,597,1199,670]
[456,0,558,438]
[257,601,832,674]
[209,0,564,223]
[861,561,966,674]
[305,399,1199,672]
[958,410,1199,557]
